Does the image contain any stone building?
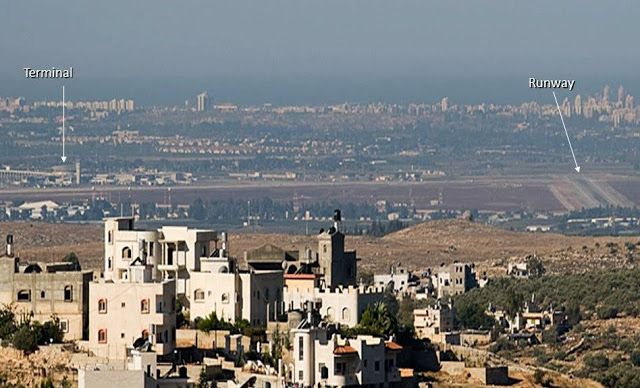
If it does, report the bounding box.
[88,259,176,360]
[103,217,283,323]
[0,234,93,341]
[435,262,478,298]
[291,303,402,387]
[414,302,456,343]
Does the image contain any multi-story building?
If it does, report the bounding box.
[88,260,176,360]
[246,210,357,288]
[435,262,478,298]
[0,235,93,341]
[188,244,283,325]
[414,302,455,342]
[104,217,282,324]
[292,303,402,388]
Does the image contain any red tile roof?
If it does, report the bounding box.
[333,345,358,355]
[385,341,403,351]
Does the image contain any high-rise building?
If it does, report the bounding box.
[441,97,449,112]
[196,92,209,112]
[626,95,635,110]
[574,94,582,115]
[618,85,625,104]
[603,84,610,104]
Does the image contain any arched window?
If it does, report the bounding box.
[17,290,31,302]
[64,285,73,302]
[341,307,351,322]
[221,293,229,304]
[194,289,205,301]
[326,307,334,321]
[98,329,107,343]
[122,247,132,259]
[98,299,108,313]
[141,299,150,314]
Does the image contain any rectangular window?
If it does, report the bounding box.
[60,320,69,333]
[298,371,303,381]
[375,361,380,371]
[335,362,344,376]
[298,336,304,361]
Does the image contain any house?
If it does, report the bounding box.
[291,302,402,387]
[435,262,478,298]
[87,259,176,360]
[103,217,283,324]
[414,302,455,343]
[0,234,93,340]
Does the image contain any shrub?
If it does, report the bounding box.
[630,351,640,367]
[12,325,38,353]
[597,306,619,320]
[584,352,609,370]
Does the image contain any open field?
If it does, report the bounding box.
[2,219,638,276]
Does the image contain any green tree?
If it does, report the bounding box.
[455,301,494,330]
[63,252,81,270]
[0,305,16,340]
[357,302,398,336]
[12,325,38,353]
[197,367,208,388]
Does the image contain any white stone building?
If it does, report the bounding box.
[291,307,402,387]
[103,217,283,324]
[283,273,384,327]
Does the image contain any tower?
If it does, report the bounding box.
[196,92,209,112]
[317,210,357,287]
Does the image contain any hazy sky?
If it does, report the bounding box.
[1,1,639,103]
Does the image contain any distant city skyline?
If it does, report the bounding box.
[2,1,639,96]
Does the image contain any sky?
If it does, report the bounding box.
[1,0,639,104]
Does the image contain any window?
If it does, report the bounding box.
[298,336,304,361]
[98,329,107,343]
[341,307,350,321]
[40,291,46,299]
[374,361,380,371]
[221,293,229,304]
[17,290,30,302]
[149,242,154,256]
[320,364,328,379]
[298,371,303,381]
[121,302,126,308]
[64,285,73,302]
[335,361,345,376]
[108,231,112,244]
[122,246,132,259]
[194,289,205,301]
[141,299,150,314]
[107,257,112,270]
[98,299,107,313]
[121,333,125,339]
[59,320,69,333]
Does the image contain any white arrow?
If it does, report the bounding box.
[553,91,580,173]
[61,85,67,163]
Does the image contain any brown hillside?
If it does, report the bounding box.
[0,220,636,275]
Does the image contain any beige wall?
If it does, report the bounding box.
[0,257,91,341]
[88,280,176,360]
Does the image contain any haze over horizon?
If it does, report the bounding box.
[2,0,639,104]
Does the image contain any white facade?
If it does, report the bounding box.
[292,324,401,388]
[283,279,384,327]
[104,217,283,324]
